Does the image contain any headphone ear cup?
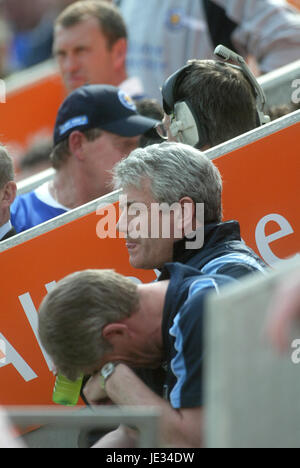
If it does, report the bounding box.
[170,102,200,147]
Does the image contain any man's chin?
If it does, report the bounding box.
[129,256,145,270]
[66,79,86,93]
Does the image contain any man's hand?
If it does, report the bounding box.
[83,372,108,405]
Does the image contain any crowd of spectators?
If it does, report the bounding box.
[0,0,299,79]
[0,0,298,178]
[0,0,299,449]
[0,1,77,77]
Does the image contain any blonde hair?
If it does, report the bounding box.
[38,269,139,380]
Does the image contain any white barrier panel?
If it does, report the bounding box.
[204,257,300,448]
[6,406,160,448]
[258,59,300,108]
[16,168,55,196]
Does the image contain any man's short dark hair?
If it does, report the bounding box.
[50,128,102,169]
[175,60,258,149]
[55,0,127,49]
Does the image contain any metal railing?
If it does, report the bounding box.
[6,406,161,448]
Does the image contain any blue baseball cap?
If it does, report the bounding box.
[54,85,160,145]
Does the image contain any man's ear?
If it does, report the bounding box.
[111,38,127,71]
[1,181,17,207]
[68,131,86,161]
[102,323,129,345]
[175,197,196,235]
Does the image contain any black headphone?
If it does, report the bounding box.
[161,44,270,148]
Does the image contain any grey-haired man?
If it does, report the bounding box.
[114,142,266,279]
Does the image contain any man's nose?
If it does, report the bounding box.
[61,53,80,73]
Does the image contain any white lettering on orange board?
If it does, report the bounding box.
[0,333,37,382]
[0,339,6,364]
[291,79,300,104]
[18,281,57,372]
[255,214,294,265]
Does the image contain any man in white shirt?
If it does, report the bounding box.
[0,147,17,241]
[117,0,300,100]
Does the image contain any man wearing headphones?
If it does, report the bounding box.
[156,45,270,150]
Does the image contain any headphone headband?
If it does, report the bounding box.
[214,45,270,126]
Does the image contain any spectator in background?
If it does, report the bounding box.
[267,102,300,121]
[116,0,300,101]
[1,0,54,73]
[156,57,268,150]
[53,0,144,98]
[18,139,52,180]
[10,84,159,233]
[0,146,16,240]
[0,12,11,78]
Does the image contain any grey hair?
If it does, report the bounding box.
[38,269,139,380]
[113,142,223,223]
[0,146,14,189]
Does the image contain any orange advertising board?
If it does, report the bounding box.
[0,68,65,169]
[0,206,156,406]
[0,118,299,407]
[216,120,300,266]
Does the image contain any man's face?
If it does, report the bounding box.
[117,179,177,270]
[54,17,118,93]
[81,131,139,199]
[82,314,164,376]
[0,186,5,223]
[0,181,17,226]
[83,342,162,376]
